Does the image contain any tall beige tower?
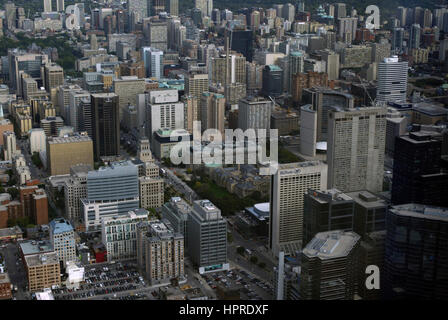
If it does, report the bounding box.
[327,106,387,193]
[269,161,328,258]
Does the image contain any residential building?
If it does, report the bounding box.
[238,96,273,131]
[49,218,76,265]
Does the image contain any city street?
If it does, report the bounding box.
[0,242,30,300]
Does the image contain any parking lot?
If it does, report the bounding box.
[52,262,152,300]
[200,268,274,300]
[0,241,29,300]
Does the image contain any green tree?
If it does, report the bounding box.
[227,232,233,243]
[236,246,245,256]
[258,262,266,269]
[250,256,258,264]
[7,187,19,200]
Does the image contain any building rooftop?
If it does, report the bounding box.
[412,102,448,117]
[389,203,448,222]
[19,240,53,256]
[49,218,74,234]
[24,252,59,268]
[302,230,360,260]
[0,273,11,285]
[346,191,388,209]
[308,189,353,204]
[0,226,23,239]
[47,133,92,145]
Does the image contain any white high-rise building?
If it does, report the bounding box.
[269,161,328,257]
[238,96,273,131]
[146,89,185,141]
[3,131,18,161]
[376,56,408,104]
[327,106,386,194]
[142,47,163,80]
[43,0,52,13]
[29,128,47,154]
[69,90,90,132]
[56,0,64,12]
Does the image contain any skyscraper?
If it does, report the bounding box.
[410,24,421,49]
[376,56,408,104]
[327,106,386,193]
[262,65,283,97]
[237,96,273,131]
[166,0,179,16]
[128,0,148,23]
[384,204,448,299]
[300,230,360,300]
[270,162,328,257]
[391,131,448,207]
[56,0,64,12]
[392,28,404,53]
[43,0,52,13]
[141,47,163,79]
[91,93,120,159]
[200,92,225,135]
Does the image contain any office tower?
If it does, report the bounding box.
[148,0,166,16]
[439,38,448,62]
[25,252,61,292]
[90,34,98,50]
[262,65,283,98]
[146,89,185,140]
[340,45,372,69]
[142,47,163,79]
[282,3,295,22]
[49,218,76,265]
[246,61,263,91]
[211,54,246,86]
[200,92,225,135]
[237,96,273,131]
[182,95,199,133]
[291,72,329,104]
[128,0,148,23]
[334,3,347,19]
[385,204,448,299]
[3,131,18,161]
[139,175,164,209]
[5,2,16,30]
[343,191,387,239]
[270,162,328,257]
[46,133,94,176]
[161,197,192,245]
[300,230,360,300]
[43,0,52,13]
[8,51,49,96]
[310,50,340,81]
[300,104,317,157]
[185,72,209,98]
[64,164,92,223]
[338,17,357,42]
[43,63,64,92]
[113,76,146,120]
[289,51,304,83]
[188,200,228,274]
[391,131,448,207]
[91,93,120,158]
[370,41,392,64]
[376,56,408,104]
[211,8,220,24]
[227,28,254,62]
[410,24,421,49]
[137,220,184,284]
[101,209,149,262]
[57,84,82,120]
[250,10,261,29]
[166,0,179,16]
[396,7,407,27]
[147,20,168,51]
[82,161,140,231]
[423,9,432,28]
[68,90,90,132]
[302,88,354,142]
[327,106,386,193]
[29,128,46,154]
[40,116,64,137]
[303,189,355,245]
[56,0,64,12]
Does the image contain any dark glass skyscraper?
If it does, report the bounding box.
[392,131,448,207]
[262,65,283,98]
[384,204,448,299]
[228,28,254,62]
[91,93,120,160]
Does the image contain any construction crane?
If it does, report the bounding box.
[356,75,377,107]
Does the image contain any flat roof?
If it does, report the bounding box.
[24,252,59,268]
[303,230,360,260]
[0,226,23,238]
[19,240,54,256]
[389,203,448,222]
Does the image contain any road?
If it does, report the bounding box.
[0,242,30,300]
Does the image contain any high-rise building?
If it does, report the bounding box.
[3,131,18,161]
[185,72,209,98]
[8,51,49,96]
[392,28,404,53]
[44,63,64,92]
[43,0,52,13]
[46,133,94,176]
[166,0,179,16]
[128,0,148,23]
[376,56,408,104]
[146,89,185,141]
[338,17,357,42]
[227,28,254,62]
[139,176,164,209]
[64,164,92,223]
[391,131,448,207]
[49,218,76,265]
[68,90,90,132]
[91,93,120,159]
[141,47,163,79]
[137,220,184,284]
[56,0,64,12]
[182,95,199,133]
[303,189,355,246]
[269,162,328,257]
[113,76,146,120]
[200,92,225,135]
[410,24,421,49]
[101,209,149,262]
[334,3,347,19]
[262,65,283,97]
[25,252,61,292]
[40,116,64,137]
[188,200,229,274]
[82,161,140,231]
[384,204,448,299]
[147,20,168,51]
[161,197,192,246]
[237,96,273,131]
[327,106,386,193]
[300,230,361,300]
